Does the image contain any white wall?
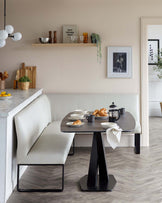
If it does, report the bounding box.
[148,25,162,116]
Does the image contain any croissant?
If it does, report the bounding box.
[99,111,108,117]
[99,108,108,116]
[93,108,108,117]
[93,109,99,115]
[72,120,82,125]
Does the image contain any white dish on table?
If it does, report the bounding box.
[74,109,83,113]
[69,113,85,120]
[101,122,118,129]
[0,96,12,100]
[74,110,89,115]
[66,122,84,127]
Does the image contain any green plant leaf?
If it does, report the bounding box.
[91,33,102,63]
[18,76,31,82]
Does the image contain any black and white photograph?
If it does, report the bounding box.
[113,52,127,72]
[148,39,159,65]
[107,46,132,78]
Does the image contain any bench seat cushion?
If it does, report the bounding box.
[18,121,74,165]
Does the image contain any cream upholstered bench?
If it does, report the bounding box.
[15,94,74,192]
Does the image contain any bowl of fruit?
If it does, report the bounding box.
[0,91,12,100]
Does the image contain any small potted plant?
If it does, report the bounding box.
[18,76,31,90]
[91,33,102,63]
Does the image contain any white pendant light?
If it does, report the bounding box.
[5,25,14,34]
[12,32,22,41]
[0,0,22,48]
[0,30,8,40]
[0,39,6,48]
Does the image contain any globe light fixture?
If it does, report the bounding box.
[12,32,22,41]
[0,30,8,40]
[5,25,14,34]
[0,39,6,48]
[0,0,22,48]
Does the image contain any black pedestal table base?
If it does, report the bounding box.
[80,175,116,191]
[79,132,116,192]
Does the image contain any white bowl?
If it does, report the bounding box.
[70,113,84,119]
[74,110,83,114]
[0,96,12,100]
[74,110,89,115]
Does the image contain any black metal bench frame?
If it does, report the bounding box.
[17,164,64,192]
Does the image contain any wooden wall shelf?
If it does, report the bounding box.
[32,43,96,47]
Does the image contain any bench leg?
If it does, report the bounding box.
[68,138,75,156]
[17,164,64,192]
[134,133,140,154]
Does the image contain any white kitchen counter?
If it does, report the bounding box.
[0,89,43,116]
[0,88,43,203]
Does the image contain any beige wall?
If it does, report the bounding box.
[0,0,161,92]
[0,0,146,92]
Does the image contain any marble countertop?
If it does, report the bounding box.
[0,89,43,117]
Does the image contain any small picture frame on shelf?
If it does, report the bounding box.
[148,39,159,65]
[107,46,132,78]
[63,25,78,43]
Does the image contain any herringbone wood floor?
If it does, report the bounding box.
[7,117,162,203]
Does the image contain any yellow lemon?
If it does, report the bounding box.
[1,91,6,95]
[7,93,11,96]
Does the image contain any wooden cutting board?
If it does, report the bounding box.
[16,63,37,88]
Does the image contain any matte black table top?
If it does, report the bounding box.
[61,112,136,133]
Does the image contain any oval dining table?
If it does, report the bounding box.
[61,112,136,192]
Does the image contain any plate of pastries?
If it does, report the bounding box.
[66,120,84,127]
[92,108,108,119]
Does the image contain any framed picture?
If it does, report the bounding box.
[148,39,159,65]
[63,25,78,43]
[107,46,132,78]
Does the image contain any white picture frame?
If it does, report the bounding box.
[63,24,78,43]
[107,46,132,78]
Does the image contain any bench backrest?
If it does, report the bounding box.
[47,93,140,122]
[15,94,51,161]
